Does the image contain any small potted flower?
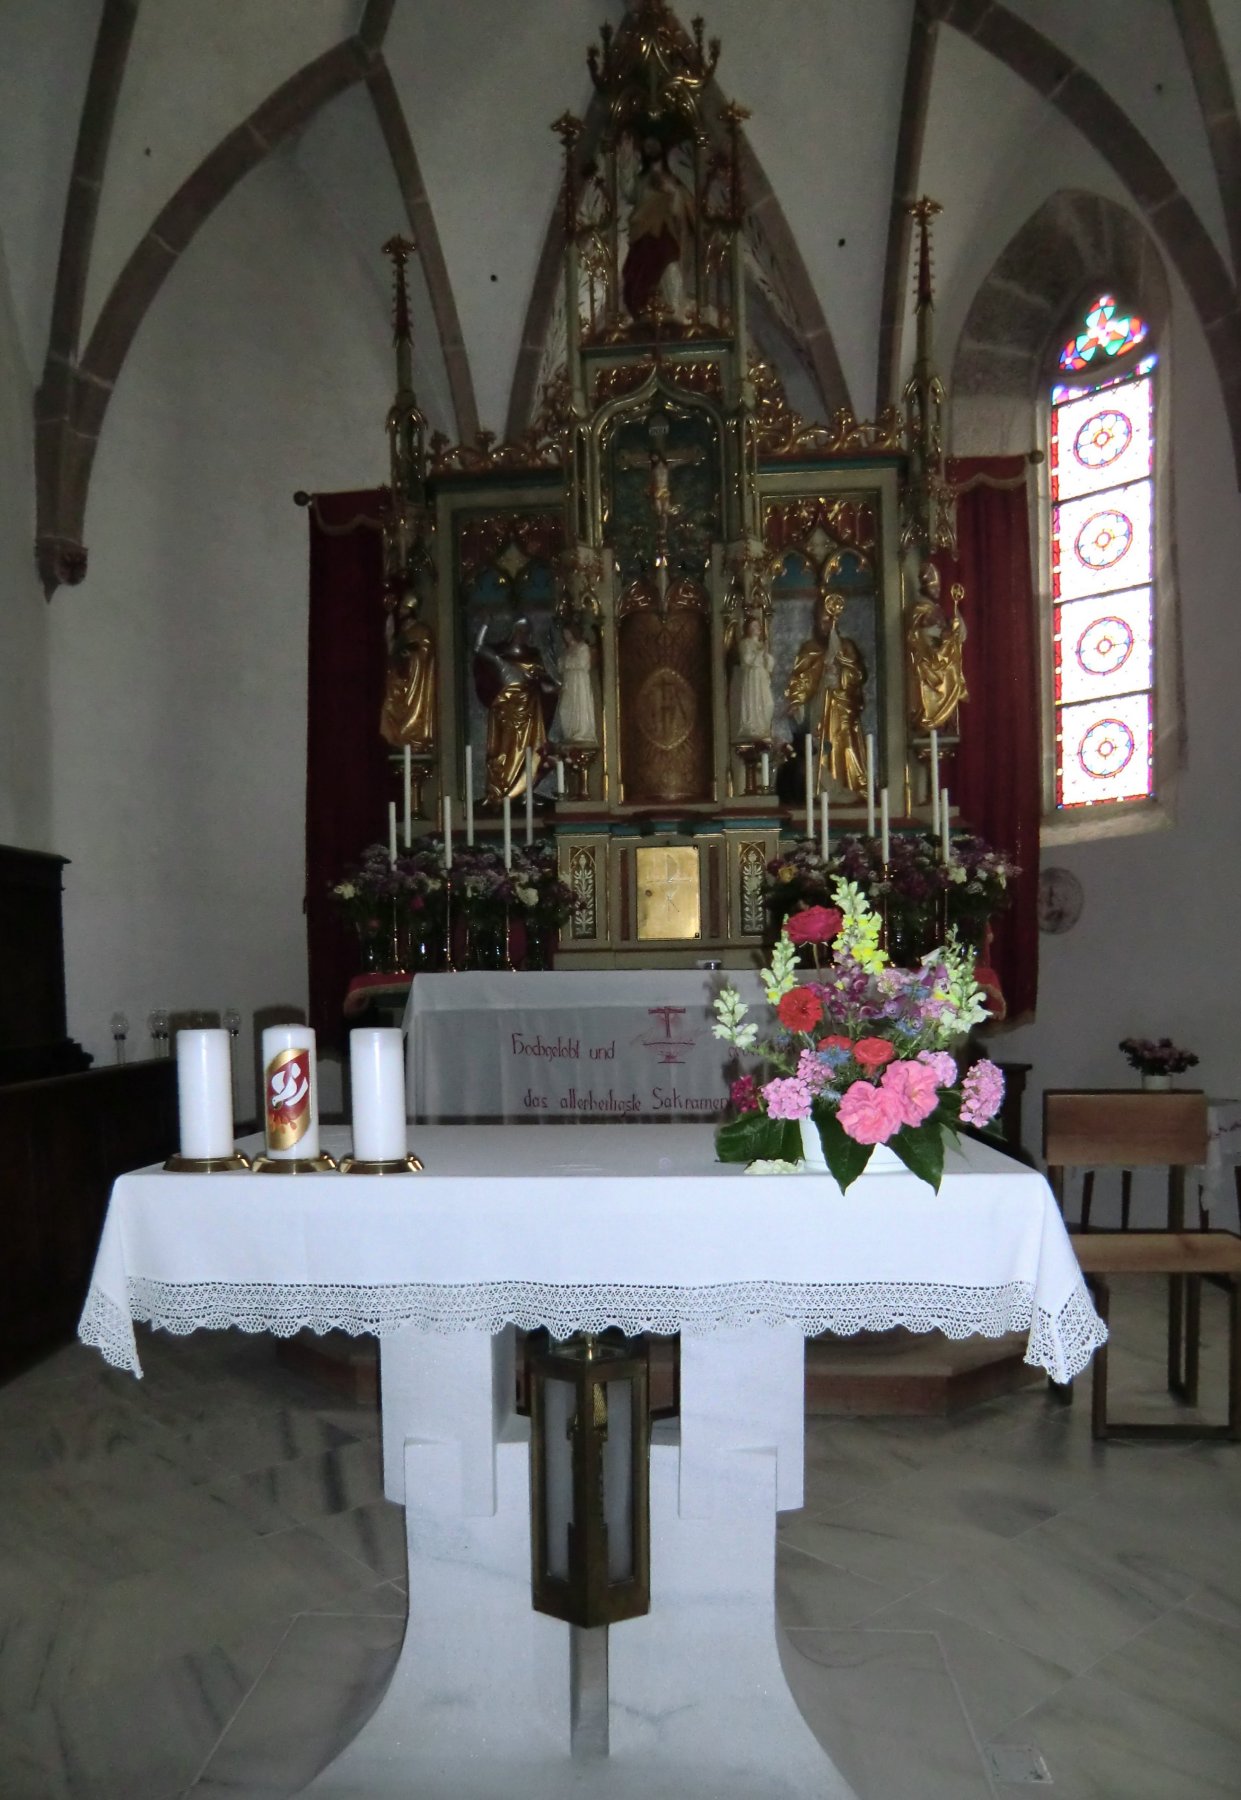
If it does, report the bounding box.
[1119,1037,1199,1091]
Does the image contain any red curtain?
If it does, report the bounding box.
[305,490,388,1045]
[940,457,1041,1024]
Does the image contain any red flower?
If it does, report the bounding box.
[785,905,844,946]
[853,1036,897,1072]
[818,1034,853,1054]
[776,987,824,1033]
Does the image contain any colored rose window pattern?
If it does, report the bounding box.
[1050,353,1156,810]
[1073,508,1133,572]
[1072,409,1131,470]
[1058,294,1148,372]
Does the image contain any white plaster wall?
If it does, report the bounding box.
[48,140,394,1105]
[0,225,51,849]
[84,0,357,335]
[991,274,1241,1224]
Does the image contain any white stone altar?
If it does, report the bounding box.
[401,968,764,1122]
[80,1124,1105,1798]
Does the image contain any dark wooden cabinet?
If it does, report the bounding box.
[0,844,91,1084]
[0,1059,177,1376]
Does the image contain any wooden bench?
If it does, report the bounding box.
[1070,1230,1241,1440]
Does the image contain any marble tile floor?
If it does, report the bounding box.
[1,1278,1238,1800]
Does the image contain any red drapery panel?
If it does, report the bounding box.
[940,456,1041,1024]
[305,490,388,1045]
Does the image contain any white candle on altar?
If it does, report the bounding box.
[464,746,475,845]
[760,749,770,790]
[865,734,876,837]
[929,730,940,837]
[349,1028,406,1163]
[442,795,453,870]
[880,787,891,865]
[387,801,397,865]
[555,755,565,796]
[261,1024,320,1161]
[941,786,951,862]
[402,745,412,846]
[175,1028,234,1160]
[524,747,535,845]
[502,795,512,868]
[804,734,814,841]
[819,790,829,863]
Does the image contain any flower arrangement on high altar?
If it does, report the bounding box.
[713,881,1005,1191]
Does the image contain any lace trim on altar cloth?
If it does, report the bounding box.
[79,1273,1107,1382]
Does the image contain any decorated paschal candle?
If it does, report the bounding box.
[261,1024,320,1160]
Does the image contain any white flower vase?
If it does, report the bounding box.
[1141,1073,1173,1092]
[798,1117,905,1176]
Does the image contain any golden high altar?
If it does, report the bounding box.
[374,0,965,969]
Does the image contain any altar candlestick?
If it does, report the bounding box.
[804,734,814,841]
[929,730,940,838]
[819,790,829,863]
[941,786,951,862]
[176,1028,234,1160]
[349,1028,406,1163]
[524,747,534,846]
[402,746,412,846]
[442,796,453,870]
[760,750,770,790]
[880,788,891,865]
[865,734,876,837]
[464,746,475,846]
[387,801,397,865]
[502,795,512,869]
[555,755,565,796]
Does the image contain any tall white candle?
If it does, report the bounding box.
[403,745,412,846]
[760,749,770,790]
[941,786,951,862]
[502,795,512,868]
[929,730,941,837]
[261,1024,319,1161]
[387,801,397,865]
[442,795,453,870]
[865,734,876,837]
[880,787,891,864]
[804,734,814,841]
[555,755,565,796]
[175,1028,234,1159]
[465,746,475,846]
[820,790,829,863]
[349,1028,407,1162]
[524,747,535,845]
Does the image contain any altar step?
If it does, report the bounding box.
[805,1328,1043,1416]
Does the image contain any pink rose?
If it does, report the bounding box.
[785,905,843,946]
[837,1079,904,1145]
[881,1058,940,1128]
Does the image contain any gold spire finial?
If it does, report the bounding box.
[906,196,942,309]
[382,235,416,352]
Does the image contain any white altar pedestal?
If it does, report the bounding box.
[80,1124,1105,1799]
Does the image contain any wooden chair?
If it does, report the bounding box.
[1043,1090,1239,1439]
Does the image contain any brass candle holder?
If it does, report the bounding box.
[250,1152,340,1174]
[163,1151,252,1173]
[337,1153,425,1175]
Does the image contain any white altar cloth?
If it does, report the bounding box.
[401,968,765,1121]
[79,1124,1104,1385]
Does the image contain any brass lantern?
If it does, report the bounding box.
[529,1333,650,1627]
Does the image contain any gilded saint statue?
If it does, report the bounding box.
[621,140,693,321]
[905,561,967,733]
[785,589,868,797]
[379,583,436,752]
[473,617,559,804]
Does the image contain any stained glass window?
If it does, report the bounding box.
[1058,294,1148,372]
[1049,350,1156,810]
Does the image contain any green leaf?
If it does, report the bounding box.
[715,1112,800,1165]
[810,1103,873,1192]
[888,1119,945,1191]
